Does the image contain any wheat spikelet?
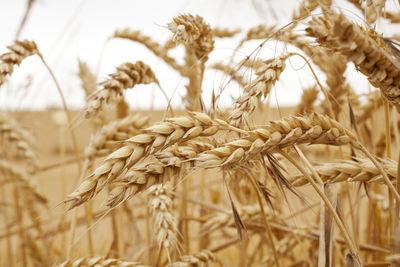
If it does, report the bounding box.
[0,112,38,171]
[195,113,357,168]
[148,183,179,256]
[296,86,319,114]
[306,12,400,109]
[168,14,214,62]
[85,61,158,118]
[65,113,220,208]
[106,139,216,207]
[59,257,147,267]
[0,40,38,86]
[113,29,184,75]
[85,114,149,167]
[229,55,288,126]
[106,160,167,207]
[290,157,397,186]
[170,250,216,267]
[78,60,97,98]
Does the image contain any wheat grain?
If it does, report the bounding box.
[85,114,149,168]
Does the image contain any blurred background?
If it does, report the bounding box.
[0,0,398,110]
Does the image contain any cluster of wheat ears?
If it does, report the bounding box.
[1,0,400,266]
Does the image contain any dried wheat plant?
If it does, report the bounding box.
[2,2,400,267]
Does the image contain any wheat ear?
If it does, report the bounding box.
[168,14,214,63]
[290,157,397,186]
[85,61,158,118]
[85,114,149,169]
[65,112,220,208]
[113,29,184,75]
[0,40,38,86]
[148,183,179,259]
[196,113,356,168]
[0,112,38,171]
[306,12,400,110]
[229,55,288,126]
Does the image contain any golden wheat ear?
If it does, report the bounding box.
[0,40,38,86]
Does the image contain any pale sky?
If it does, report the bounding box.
[0,0,398,110]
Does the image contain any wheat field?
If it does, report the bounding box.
[1,0,400,266]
